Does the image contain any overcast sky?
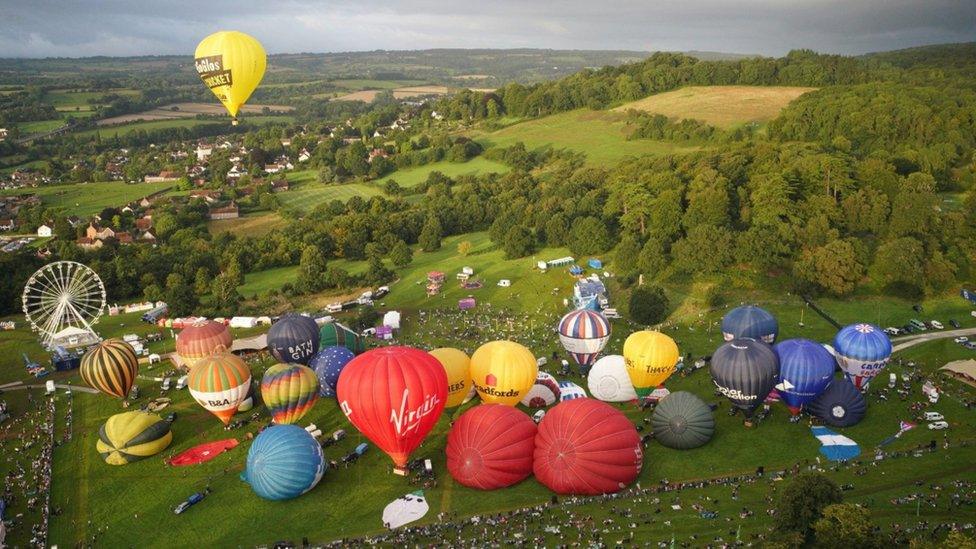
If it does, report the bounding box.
[1,0,974,58]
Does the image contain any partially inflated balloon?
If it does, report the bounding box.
[446,405,536,490]
[469,341,538,406]
[261,363,320,425]
[176,319,232,368]
[520,372,561,407]
[651,392,714,450]
[267,314,320,365]
[337,347,447,472]
[623,331,679,398]
[429,347,471,409]
[80,339,139,399]
[96,411,172,465]
[188,352,252,425]
[587,355,638,402]
[721,305,778,343]
[194,31,266,123]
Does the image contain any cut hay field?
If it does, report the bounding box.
[333,85,449,102]
[96,102,294,126]
[0,181,172,217]
[613,85,816,128]
[473,109,702,166]
[207,211,286,237]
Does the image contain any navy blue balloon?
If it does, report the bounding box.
[710,338,780,417]
[309,346,355,398]
[773,339,835,414]
[267,313,320,365]
[807,378,866,427]
[721,306,778,344]
[243,424,325,500]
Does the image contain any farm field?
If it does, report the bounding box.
[275,180,385,214]
[95,102,294,126]
[613,85,816,128]
[333,85,450,102]
[76,115,294,138]
[472,109,702,166]
[0,181,173,217]
[375,156,511,188]
[207,211,286,237]
[332,79,428,90]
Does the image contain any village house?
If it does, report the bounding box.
[115,231,134,245]
[189,190,221,203]
[75,237,103,250]
[139,197,153,208]
[227,165,246,180]
[134,216,153,231]
[270,179,289,192]
[139,230,157,243]
[368,148,389,163]
[280,138,292,147]
[208,201,240,220]
[0,128,8,141]
[86,223,116,241]
[36,224,52,238]
[298,148,311,163]
[66,215,83,228]
[0,218,15,231]
[196,145,213,162]
[144,170,181,183]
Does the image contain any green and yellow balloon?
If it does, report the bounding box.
[261,363,320,424]
[97,411,173,465]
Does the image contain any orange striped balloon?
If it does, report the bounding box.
[188,352,252,425]
[176,319,233,368]
[80,339,139,399]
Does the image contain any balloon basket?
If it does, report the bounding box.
[743,419,754,428]
[393,465,408,476]
[231,118,239,126]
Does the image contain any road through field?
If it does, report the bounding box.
[891,327,976,352]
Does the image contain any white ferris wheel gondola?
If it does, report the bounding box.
[21,260,105,349]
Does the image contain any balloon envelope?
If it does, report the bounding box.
[446,404,536,490]
[243,425,324,501]
[808,378,866,427]
[195,31,266,120]
[557,380,587,401]
[587,355,638,402]
[261,363,320,425]
[469,341,538,406]
[80,338,139,399]
[337,346,447,470]
[623,331,679,398]
[188,352,252,425]
[833,323,892,390]
[309,346,355,398]
[175,319,232,368]
[520,372,561,407]
[773,338,836,414]
[97,411,172,465]
[721,305,778,343]
[710,338,779,417]
[651,391,714,450]
[267,313,320,364]
[429,347,471,409]
[534,399,642,495]
[557,309,611,366]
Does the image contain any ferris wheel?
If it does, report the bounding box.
[22,261,106,349]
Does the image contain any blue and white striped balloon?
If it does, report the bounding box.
[833,323,892,391]
[243,425,325,500]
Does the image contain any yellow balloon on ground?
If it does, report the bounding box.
[194,31,266,123]
[96,411,172,465]
[623,331,680,398]
[469,341,538,406]
[429,348,471,409]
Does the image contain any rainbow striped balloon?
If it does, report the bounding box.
[261,363,320,424]
[80,338,139,399]
[557,309,611,366]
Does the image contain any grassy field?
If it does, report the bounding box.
[332,79,428,90]
[0,181,173,217]
[276,181,385,214]
[207,212,286,238]
[15,119,66,135]
[45,89,140,111]
[375,157,511,188]
[472,109,702,166]
[75,115,294,139]
[613,85,816,128]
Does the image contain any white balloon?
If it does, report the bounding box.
[587,355,638,402]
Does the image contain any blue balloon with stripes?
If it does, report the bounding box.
[243,425,325,501]
[833,323,892,390]
[721,306,778,344]
[773,338,835,415]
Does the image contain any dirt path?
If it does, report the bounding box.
[891,327,976,352]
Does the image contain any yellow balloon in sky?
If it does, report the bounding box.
[469,341,538,407]
[623,331,679,398]
[429,347,471,409]
[194,31,266,124]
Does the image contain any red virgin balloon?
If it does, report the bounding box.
[336,346,447,474]
[446,404,536,490]
[534,398,642,495]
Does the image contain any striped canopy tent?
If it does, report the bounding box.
[319,321,365,354]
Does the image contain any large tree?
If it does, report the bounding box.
[628,285,669,325]
[793,239,864,296]
[418,215,443,252]
[813,504,881,549]
[774,472,842,540]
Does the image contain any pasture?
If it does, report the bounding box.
[375,157,510,188]
[95,102,294,126]
[613,85,816,128]
[333,85,450,102]
[275,180,385,215]
[207,212,286,238]
[0,181,173,217]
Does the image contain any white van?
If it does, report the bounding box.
[532,410,546,423]
[326,303,343,313]
[175,376,188,390]
[161,377,172,391]
[889,373,897,388]
[923,412,944,421]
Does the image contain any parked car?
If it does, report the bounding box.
[884,327,900,336]
[174,492,206,514]
[164,412,177,423]
[924,412,945,421]
[931,320,944,329]
[927,421,949,430]
[965,342,976,350]
[950,319,961,328]
[954,336,969,344]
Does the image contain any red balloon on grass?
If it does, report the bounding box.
[336,346,447,474]
[533,398,643,495]
[446,404,536,490]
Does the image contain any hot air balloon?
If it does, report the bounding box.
[261,363,320,424]
[267,313,320,364]
[446,404,536,490]
[721,305,778,343]
[557,380,587,401]
[587,355,638,402]
[242,425,324,501]
[773,338,835,415]
[188,352,252,425]
[336,346,447,474]
[96,411,172,465]
[807,378,866,427]
[651,392,714,450]
[833,323,892,390]
[309,346,355,398]
[534,399,642,495]
[710,338,779,418]
[622,331,679,398]
[175,319,232,368]
[557,309,611,368]
[469,341,538,406]
[195,31,266,125]
[319,321,365,354]
[80,338,139,399]
[429,347,471,409]
[520,372,561,408]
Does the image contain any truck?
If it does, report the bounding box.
[173,492,206,514]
